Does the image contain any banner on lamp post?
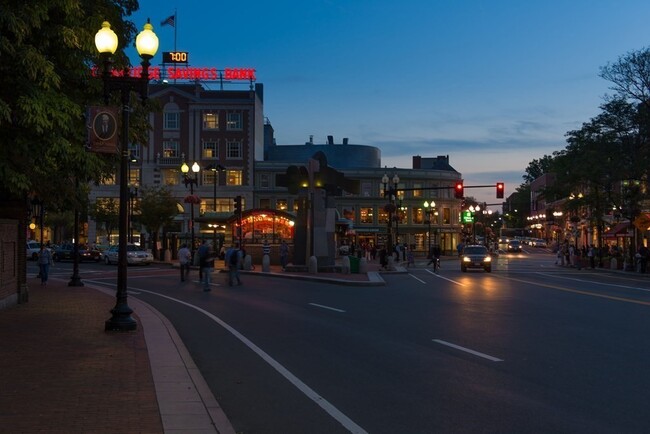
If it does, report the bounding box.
[87,106,119,154]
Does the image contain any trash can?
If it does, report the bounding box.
[349,255,360,273]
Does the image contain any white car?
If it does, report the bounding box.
[26,241,51,260]
[104,244,153,265]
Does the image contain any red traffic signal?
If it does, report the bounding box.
[496,182,505,199]
[454,181,464,199]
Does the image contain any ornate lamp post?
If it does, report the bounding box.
[469,204,481,244]
[424,200,436,253]
[381,172,399,256]
[128,185,138,243]
[95,19,159,331]
[205,164,225,249]
[181,161,201,254]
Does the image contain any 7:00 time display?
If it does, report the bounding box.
[162,51,189,63]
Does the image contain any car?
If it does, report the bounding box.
[104,244,153,265]
[26,241,43,260]
[507,240,522,252]
[531,238,547,248]
[53,244,102,262]
[460,245,492,272]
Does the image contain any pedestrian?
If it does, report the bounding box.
[197,240,213,291]
[280,239,289,271]
[587,244,595,269]
[225,243,243,286]
[37,246,53,286]
[406,247,415,268]
[178,244,191,282]
[638,245,648,273]
[379,246,387,270]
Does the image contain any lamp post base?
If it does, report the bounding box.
[68,275,84,287]
[105,304,137,331]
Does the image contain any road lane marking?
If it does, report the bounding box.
[499,275,650,306]
[308,303,346,313]
[408,274,427,284]
[424,269,464,285]
[433,339,503,362]
[104,285,368,434]
[535,272,650,292]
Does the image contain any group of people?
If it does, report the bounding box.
[177,239,291,290]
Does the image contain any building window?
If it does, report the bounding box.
[260,174,270,188]
[226,170,242,186]
[162,141,179,158]
[226,140,242,159]
[259,198,271,209]
[162,168,180,186]
[378,208,389,224]
[202,141,218,159]
[412,183,423,198]
[276,199,288,211]
[128,168,140,186]
[129,143,141,159]
[443,208,451,225]
[164,111,180,130]
[360,207,374,224]
[361,182,372,197]
[203,112,218,130]
[413,207,424,224]
[226,112,242,130]
[202,171,219,185]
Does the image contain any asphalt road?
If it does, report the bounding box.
[41,249,650,433]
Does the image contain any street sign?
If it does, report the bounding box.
[462,211,474,223]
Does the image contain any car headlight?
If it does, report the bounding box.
[463,257,471,262]
[484,256,492,262]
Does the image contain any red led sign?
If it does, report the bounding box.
[91,66,256,82]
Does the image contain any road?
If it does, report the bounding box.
[39,248,650,433]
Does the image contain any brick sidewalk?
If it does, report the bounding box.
[0,281,163,433]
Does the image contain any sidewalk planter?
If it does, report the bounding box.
[349,255,360,273]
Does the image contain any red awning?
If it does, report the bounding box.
[603,222,632,239]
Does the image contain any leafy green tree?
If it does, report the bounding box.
[88,198,119,244]
[0,0,143,210]
[138,186,180,258]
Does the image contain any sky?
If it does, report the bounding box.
[128,0,650,208]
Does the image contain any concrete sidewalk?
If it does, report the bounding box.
[0,277,235,434]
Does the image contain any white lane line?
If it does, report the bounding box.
[424,269,465,285]
[408,273,427,284]
[308,303,346,313]
[433,339,503,362]
[128,287,367,434]
[535,272,650,292]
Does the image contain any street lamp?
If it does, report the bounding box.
[469,204,481,244]
[205,164,225,249]
[95,19,159,331]
[423,200,436,253]
[381,172,399,257]
[181,161,200,254]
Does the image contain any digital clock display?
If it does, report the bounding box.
[162,51,189,63]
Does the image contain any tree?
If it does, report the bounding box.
[600,48,650,109]
[0,1,143,207]
[138,186,180,259]
[88,198,119,244]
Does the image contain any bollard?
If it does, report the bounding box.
[359,257,368,273]
[244,254,252,271]
[341,255,351,274]
[262,254,270,272]
[164,249,171,262]
[308,256,318,274]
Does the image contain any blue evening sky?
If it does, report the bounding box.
[128,0,650,207]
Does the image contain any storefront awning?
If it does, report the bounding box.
[603,222,632,239]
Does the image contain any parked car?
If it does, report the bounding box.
[460,245,492,272]
[507,240,522,253]
[26,241,48,260]
[104,244,153,265]
[53,244,102,262]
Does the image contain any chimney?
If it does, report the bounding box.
[343,137,349,145]
[327,135,334,145]
[412,156,421,169]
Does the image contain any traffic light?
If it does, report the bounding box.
[234,195,242,215]
[496,182,505,199]
[454,181,464,199]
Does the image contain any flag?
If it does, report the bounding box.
[161,15,175,27]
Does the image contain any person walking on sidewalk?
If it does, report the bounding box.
[178,244,191,282]
[279,239,289,271]
[37,245,53,286]
[197,241,214,291]
[225,243,243,286]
